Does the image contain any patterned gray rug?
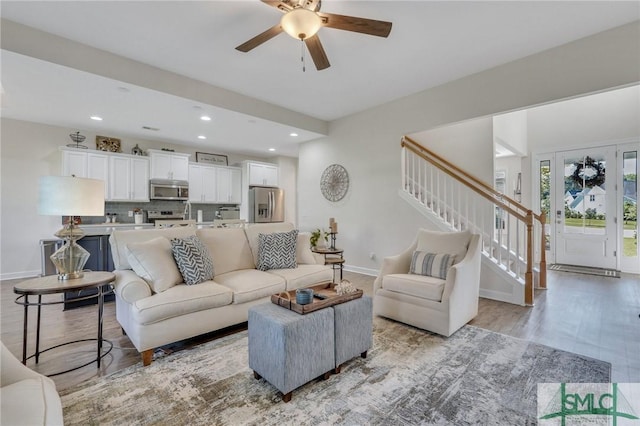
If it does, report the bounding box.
[60,318,610,425]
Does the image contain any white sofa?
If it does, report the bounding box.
[373,229,482,337]
[1,341,64,425]
[109,222,332,365]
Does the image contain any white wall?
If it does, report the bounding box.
[0,118,276,279]
[297,21,640,277]
[494,110,528,156]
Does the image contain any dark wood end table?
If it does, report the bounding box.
[312,247,345,282]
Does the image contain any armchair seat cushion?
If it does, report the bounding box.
[382,273,445,302]
[133,282,232,325]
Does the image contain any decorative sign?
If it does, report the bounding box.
[196,152,228,166]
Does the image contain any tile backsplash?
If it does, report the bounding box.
[72,201,238,224]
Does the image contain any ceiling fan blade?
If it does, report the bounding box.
[260,0,293,13]
[235,24,283,52]
[304,35,330,70]
[318,12,392,38]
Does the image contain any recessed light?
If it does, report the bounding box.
[198,135,207,140]
[268,148,276,152]
[289,132,298,137]
[200,115,211,121]
[90,116,103,121]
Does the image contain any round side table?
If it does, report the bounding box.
[14,271,116,376]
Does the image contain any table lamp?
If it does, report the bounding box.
[38,176,105,280]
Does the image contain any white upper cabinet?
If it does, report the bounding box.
[216,167,242,203]
[108,155,149,202]
[148,149,190,181]
[61,148,109,196]
[188,164,216,203]
[247,162,278,187]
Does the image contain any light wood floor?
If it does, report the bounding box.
[1,270,638,392]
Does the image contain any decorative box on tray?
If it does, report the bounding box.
[271,281,363,315]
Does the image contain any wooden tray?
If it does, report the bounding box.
[271,281,363,315]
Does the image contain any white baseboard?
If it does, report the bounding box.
[344,264,378,277]
[0,270,41,281]
[479,288,525,306]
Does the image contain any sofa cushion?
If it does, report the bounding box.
[257,230,298,271]
[196,228,255,275]
[416,229,471,265]
[109,227,196,270]
[213,269,286,304]
[266,264,333,291]
[171,236,215,285]
[382,273,445,302]
[133,281,232,325]
[125,237,182,293]
[409,251,455,280]
[245,222,295,266]
[296,232,317,265]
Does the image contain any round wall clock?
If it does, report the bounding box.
[320,164,349,202]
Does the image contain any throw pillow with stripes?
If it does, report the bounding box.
[257,230,298,271]
[409,251,455,280]
[170,235,215,285]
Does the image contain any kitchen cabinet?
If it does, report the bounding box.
[148,149,190,181]
[64,235,115,310]
[62,148,109,197]
[188,164,217,203]
[216,167,242,203]
[109,155,149,202]
[248,162,278,187]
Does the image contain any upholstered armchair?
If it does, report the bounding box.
[373,229,482,337]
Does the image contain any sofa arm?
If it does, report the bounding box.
[373,239,418,293]
[113,270,152,304]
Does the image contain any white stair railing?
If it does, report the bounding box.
[401,136,546,305]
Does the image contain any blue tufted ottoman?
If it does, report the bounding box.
[248,303,335,402]
[332,295,373,373]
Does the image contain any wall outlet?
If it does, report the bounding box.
[128,211,133,217]
[369,252,376,260]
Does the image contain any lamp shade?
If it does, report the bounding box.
[281,8,322,40]
[38,176,105,216]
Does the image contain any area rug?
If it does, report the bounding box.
[549,263,620,278]
[60,318,610,425]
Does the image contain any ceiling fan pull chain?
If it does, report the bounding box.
[300,39,306,72]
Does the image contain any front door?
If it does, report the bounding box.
[554,147,617,269]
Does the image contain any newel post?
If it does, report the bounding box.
[525,210,534,306]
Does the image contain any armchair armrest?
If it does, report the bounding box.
[113,270,152,304]
[441,234,482,303]
[1,342,45,386]
[373,238,418,293]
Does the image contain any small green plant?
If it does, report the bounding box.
[310,228,329,247]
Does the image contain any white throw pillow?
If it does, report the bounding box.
[126,237,183,293]
[296,232,316,265]
[416,229,471,264]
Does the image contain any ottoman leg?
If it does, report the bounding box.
[253,371,262,380]
[282,392,292,403]
[334,364,342,374]
[322,371,331,380]
[361,350,368,359]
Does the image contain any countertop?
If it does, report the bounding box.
[78,222,221,235]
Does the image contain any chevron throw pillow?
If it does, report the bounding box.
[170,235,215,285]
[257,230,298,271]
[409,251,455,280]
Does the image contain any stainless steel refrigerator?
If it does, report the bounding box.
[249,187,284,223]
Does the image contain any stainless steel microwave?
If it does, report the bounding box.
[150,179,189,200]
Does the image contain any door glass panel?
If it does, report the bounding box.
[623,151,637,257]
[539,160,551,250]
[563,155,606,235]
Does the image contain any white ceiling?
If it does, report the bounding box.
[1,1,638,157]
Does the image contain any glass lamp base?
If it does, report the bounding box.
[50,240,90,281]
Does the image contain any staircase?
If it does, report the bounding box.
[400,136,546,306]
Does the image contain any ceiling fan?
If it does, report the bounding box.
[236,0,392,71]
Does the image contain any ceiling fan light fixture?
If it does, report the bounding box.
[281,8,322,40]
